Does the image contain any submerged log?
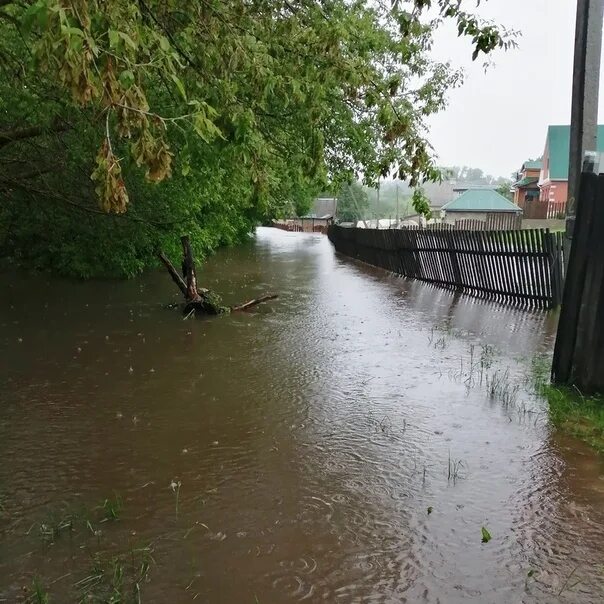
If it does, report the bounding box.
[231,294,279,312]
[159,237,278,316]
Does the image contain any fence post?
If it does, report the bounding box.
[446,230,463,290]
[545,229,563,307]
[552,171,600,384]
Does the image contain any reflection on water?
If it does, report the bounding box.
[0,227,603,603]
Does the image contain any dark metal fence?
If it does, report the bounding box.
[328,225,565,309]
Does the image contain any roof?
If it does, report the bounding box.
[545,125,604,180]
[312,197,337,218]
[452,184,497,192]
[515,176,539,188]
[442,189,522,213]
[522,160,542,171]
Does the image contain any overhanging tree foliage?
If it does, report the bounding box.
[0,0,514,277]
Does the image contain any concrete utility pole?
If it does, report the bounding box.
[566,0,604,242]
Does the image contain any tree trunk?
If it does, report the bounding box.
[181,235,201,303]
[158,235,277,317]
[158,250,187,297]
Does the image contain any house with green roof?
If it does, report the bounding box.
[513,160,542,207]
[441,188,522,228]
[540,124,604,207]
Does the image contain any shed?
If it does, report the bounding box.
[309,197,337,219]
[441,189,522,229]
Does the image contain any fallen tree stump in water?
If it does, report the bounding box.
[158,236,278,317]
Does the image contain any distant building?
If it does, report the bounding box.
[452,183,497,197]
[304,197,337,220]
[271,197,337,234]
[513,160,542,207]
[441,188,522,229]
[539,124,604,205]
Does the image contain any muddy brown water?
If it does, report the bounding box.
[1,227,604,603]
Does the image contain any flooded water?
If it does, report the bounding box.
[1,227,604,603]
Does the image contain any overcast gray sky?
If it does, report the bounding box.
[427,0,604,179]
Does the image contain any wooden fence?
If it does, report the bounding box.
[328,225,564,309]
[521,198,567,220]
[369,214,521,231]
[552,172,604,393]
[451,213,522,231]
[272,218,331,234]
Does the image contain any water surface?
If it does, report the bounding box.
[1,227,603,602]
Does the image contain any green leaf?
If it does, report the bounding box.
[119,69,135,89]
[66,27,84,38]
[427,506,433,515]
[481,527,491,543]
[118,31,137,50]
[108,29,119,49]
[170,74,187,101]
[159,36,170,52]
[412,188,432,219]
[193,113,222,143]
[21,0,47,32]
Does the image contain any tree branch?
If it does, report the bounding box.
[1,178,181,227]
[0,121,70,149]
[137,0,198,68]
[0,164,59,181]
[157,250,188,296]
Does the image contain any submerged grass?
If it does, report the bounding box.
[486,369,520,408]
[75,545,154,603]
[17,494,155,603]
[38,513,75,545]
[531,355,604,454]
[102,494,122,522]
[450,339,604,454]
[29,578,50,604]
[447,452,465,484]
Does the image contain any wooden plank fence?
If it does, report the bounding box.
[552,172,604,393]
[375,215,521,231]
[521,198,567,220]
[328,224,564,309]
[272,218,331,234]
